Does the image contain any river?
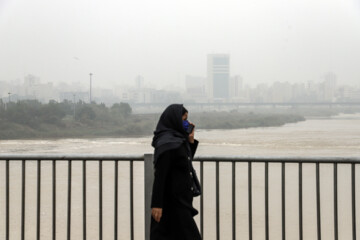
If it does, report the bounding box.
[0,114,359,239]
[1,113,360,156]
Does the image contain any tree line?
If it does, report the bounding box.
[0,99,311,139]
[0,100,145,139]
[0,99,132,126]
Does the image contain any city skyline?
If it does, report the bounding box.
[2,69,360,105]
[1,62,359,92]
[0,52,359,90]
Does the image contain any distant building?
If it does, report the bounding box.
[291,83,307,102]
[0,81,12,100]
[250,83,269,103]
[185,75,206,102]
[270,82,292,102]
[229,75,243,99]
[115,80,182,104]
[338,86,360,102]
[23,74,56,102]
[150,90,182,103]
[207,54,230,100]
[135,75,144,89]
[24,74,40,88]
[320,72,337,101]
[129,88,153,103]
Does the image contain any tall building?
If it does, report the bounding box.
[135,75,144,89]
[320,72,337,101]
[207,54,230,99]
[229,75,243,99]
[23,74,55,102]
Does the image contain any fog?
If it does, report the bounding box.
[1,0,360,90]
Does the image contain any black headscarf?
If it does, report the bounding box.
[152,104,188,166]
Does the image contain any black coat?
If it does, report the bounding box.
[150,140,201,240]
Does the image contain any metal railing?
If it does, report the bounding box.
[0,154,144,240]
[193,156,360,240]
[0,154,359,240]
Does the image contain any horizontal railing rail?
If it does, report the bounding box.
[0,154,359,240]
[195,155,360,163]
[0,154,144,160]
[1,154,360,162]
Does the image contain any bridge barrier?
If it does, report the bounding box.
[0,154,359,240]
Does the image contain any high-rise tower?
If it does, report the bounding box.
[207,54,230,99]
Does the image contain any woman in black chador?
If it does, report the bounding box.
[150,104,202,240]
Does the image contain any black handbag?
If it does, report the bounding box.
[190,166,202,197]
[185,141,202,197]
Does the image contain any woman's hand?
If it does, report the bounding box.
[188,122,195,144]
[151,208,163,222]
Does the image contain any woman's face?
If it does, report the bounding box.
[182,112,188,121]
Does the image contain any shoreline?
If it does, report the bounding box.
[0,114,305,140]
[2,112,360,141]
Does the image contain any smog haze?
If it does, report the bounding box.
[1,0,360,89]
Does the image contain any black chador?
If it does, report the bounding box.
[150,104,202,240]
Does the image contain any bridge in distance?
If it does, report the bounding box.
[131,102,360,112]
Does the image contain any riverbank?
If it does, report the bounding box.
[0,112,305,139]
[2,100,359,140]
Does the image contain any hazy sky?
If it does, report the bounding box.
[1,0,360,89]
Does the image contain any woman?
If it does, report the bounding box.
[150,104,202,240]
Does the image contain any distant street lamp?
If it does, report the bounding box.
[73,94,76,119]
[89,73,93,103]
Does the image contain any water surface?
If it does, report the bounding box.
[1,114,359,240]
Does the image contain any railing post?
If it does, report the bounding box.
[144,154,154,240]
